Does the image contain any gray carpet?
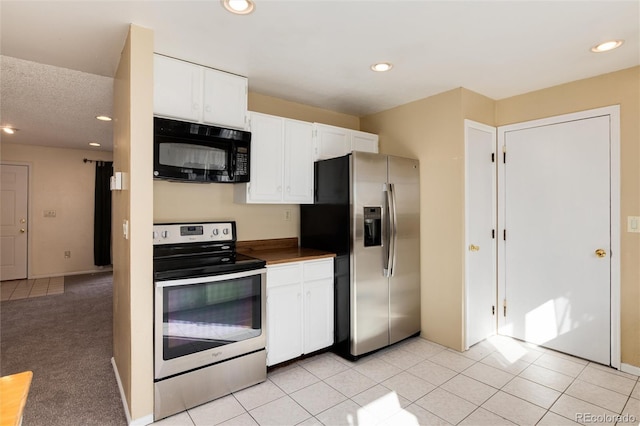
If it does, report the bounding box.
[1,272,127,425]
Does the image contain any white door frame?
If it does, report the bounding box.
[1,161,32,280]
[464,119,497,349]
[497,105,620,368]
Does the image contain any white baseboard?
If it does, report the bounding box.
[621,362,640,377]
[30,267,113,279]
[111,357,154,426]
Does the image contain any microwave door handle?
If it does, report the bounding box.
[228,148,236,180]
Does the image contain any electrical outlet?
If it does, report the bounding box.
[64,250,71,259]
[284,209,291,221]
[628,216,640,233]
[44,210,56,218]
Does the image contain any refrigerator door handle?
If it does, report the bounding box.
[389,183,399,277]
[383,185,393,277]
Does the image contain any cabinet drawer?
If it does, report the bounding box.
[303,259,333,281]
[267,263,301,288]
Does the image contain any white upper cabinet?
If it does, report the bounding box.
[202,67,248,130]
[153,54,248,130]
[351,130,380,154]
[235,112,313,204]
[154,55,202,122]
[313,123,351,161]
[313,123,379,161]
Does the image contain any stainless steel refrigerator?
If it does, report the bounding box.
[301,151,420,359]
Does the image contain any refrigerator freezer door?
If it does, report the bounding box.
[388,156,421,344]
[351,152,390,356]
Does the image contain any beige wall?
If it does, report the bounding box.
[496,66,640,368]
[1,143,112,278]
[112,24,154,421]
[153,92,360,241]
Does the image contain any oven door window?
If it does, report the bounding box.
[162,274,261,360]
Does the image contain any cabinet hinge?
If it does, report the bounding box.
[492,305,495,315]
[503,229,506,240]
[503,299,507,317]
[491,153,495,163]
[502,145,506,163]
[492,229,495,239]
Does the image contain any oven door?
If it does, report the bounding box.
[154,268,266,380]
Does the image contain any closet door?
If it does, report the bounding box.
[464,120,497,349]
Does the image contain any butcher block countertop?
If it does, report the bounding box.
[0,371,33,426]
[237,238,335,265]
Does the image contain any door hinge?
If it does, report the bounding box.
[503,229,506,240]
[492,229,495,239]
[503,299,507,317]
[492,305,495,315]
[491,153,495,163]
[502,145,506,163]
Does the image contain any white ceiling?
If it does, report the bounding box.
[1,0,638,152]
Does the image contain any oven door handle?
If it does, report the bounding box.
[155,267,267,288]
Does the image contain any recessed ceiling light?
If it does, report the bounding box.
[89,142,101,147]
[591,40,624,53]
[371,62,393,72]
[222,0,255,15]
[96,115,112,121]
[2,127,18,134]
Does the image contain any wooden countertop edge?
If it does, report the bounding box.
[237,238,335,265]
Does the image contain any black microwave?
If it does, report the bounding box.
[153,117,251,183]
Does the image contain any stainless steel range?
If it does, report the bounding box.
[153,221,266,421]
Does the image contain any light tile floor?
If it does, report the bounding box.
[152,335,640,426]
[0,276,64,301]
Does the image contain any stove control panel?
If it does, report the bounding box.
[153,222,235,245]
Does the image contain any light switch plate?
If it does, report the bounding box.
[628,216,640,233]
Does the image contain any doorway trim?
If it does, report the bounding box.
[497,105,620,369]
[1,161,32,280]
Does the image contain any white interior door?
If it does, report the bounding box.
[499,114,612,365]
[465,120,497,349]
[1,164,29,280]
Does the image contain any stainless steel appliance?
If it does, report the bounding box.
[153,221,266,420]
[301,151,420,359]
[153,117,251,183]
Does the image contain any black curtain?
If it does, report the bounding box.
[94,161,113,266]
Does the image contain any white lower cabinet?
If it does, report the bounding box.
[266,258,334,366]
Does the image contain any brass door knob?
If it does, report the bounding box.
[595,249,607,258]
[469,244,480,252]
[20,228,26,233]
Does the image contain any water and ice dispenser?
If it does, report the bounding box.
[363,207,382,247]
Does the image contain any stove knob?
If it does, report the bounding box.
[161,231,168,239]
[153,231,158,239]
[213,229,219,236]
[223,228,229,235]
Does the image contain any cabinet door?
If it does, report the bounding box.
[203,68,248,130]
[247,113,284,202]
[267,264,303,366]
[303,278,334,354]
[351,130,379,154]
[154,55,202,122]
[284,119,314,204]
[314,124,351,161]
